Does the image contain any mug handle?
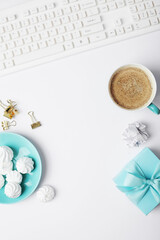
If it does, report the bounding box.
[148,103,160,115]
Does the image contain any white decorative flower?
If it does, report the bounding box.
[123,122,149,147]
[16,157,34,174]
[6,170,22,184]
[0,174,4,189]
[0,146,13,163]
[0,161,13,175]
[5,182,22,198]
[37,185,55,203]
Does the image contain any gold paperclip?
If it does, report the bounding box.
[28,111,41,129]
[0,100,18,119]
[1,120,16,131]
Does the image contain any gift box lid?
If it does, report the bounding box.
[114,148,160,215]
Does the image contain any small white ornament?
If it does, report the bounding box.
[37,185,55,203]
[0,174,4,189]
[6,170,22,184]
[16,157,34,174]
[0,146,13,163]
[5,182,22,198]
[123,122,149,147]
[0,161,13,175]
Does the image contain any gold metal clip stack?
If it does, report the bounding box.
[1,120,16,131]
[0,100,18,119]
[28,111,41,129]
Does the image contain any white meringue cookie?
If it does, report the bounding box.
[0,146,13,163]
[37,185,55,202]
[5,182,22,198]
[6,170,22,184]
[16,157,34,174]
[0,161,13,175]
[0,174,4,189]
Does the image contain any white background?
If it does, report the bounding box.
[1,0,160,239]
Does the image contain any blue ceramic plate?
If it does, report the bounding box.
[0,132,42,204]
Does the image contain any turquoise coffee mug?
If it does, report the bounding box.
[108,64,160,115]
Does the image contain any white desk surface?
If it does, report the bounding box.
[1,1,160,239]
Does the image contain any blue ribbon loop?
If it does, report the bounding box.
[116,161,160,204]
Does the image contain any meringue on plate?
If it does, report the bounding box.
[0,174,4,189]
[16,157,34,174]
[5,182,22,198]
[6,170,22,184]
[0,161,13,175]
[37,185,55,203]
[0,146,13,163]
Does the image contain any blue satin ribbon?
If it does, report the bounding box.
[116,161,160,204]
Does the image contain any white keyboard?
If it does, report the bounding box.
[0,0,160,76]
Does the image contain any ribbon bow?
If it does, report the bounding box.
[116,161,160,204]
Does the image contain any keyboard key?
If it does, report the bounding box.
[19,29,28,36]
[74,37,89,47]
[126,0,135,4]
[15,38,24,47]
[57,26,66,34]
[55,35,64,43]
[29,43,38,51]
[64,42,74,50]
[7,41,15,49]
[99,4,109,12]
[53,18,62,26]
[132,13,140,21]
[82,16,101,26]
[145,1,153,8]
[47,38,55,46]
[72,30,81,38]
[48,28,57,36]
[81,24,104,35]
[13,48,22,56]
[32,33,40,41]
[38,40,47,49]
[4,60,14,68]
[5,51,14,59]
[134,19,150,29]
[108,29,116,37]
[0,63,5,70]
[2,33,11,42]
[86,7,99,16]
[129,5,137,12]
[108,2,117,10]
[150,16,159,24]
[65,23,74,31]
[116,0,125,7]
[63,33,72,40]
[116,27,125,35]
[147,9,156,16]
[124,24,133,32]
[8,14,17,21]
[139,11,148,19]
[137,3,145,10]
[153,0,160,6]
[46,3,56,9]
[63,6,71,14]
[4,24,13,32]
[21,45,30,53]
[115,18,123,26]
[30,8,38,15]
[71,3,80,11]
[89,32,106,42]
[80,0,96,9]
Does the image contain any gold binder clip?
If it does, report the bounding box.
[0,100,18,119]
[28,111,41,129]
[1,120,16,131]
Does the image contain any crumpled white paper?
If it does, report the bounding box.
[123,122,149,147]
